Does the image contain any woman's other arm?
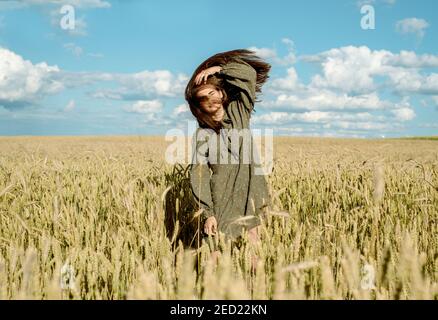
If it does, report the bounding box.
[189,129,215,223]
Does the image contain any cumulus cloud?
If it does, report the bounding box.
[396,18,429,40]
[391,107,416,121]
[0,46,189,117]
[302,46,390,94]
[148,103,193,126]
[123,99,175,126]
[253,110,381,125]
[0,47,63,109]
[91,71,189,100]
[248,38,296,66]
[253,110,404,135]
[123,102,195,128]
[387,69,438,94]
[300,46,438,95]
[256,44,433,135]
[124,100,163,114]
[269,67,300,93]
[385,50,438,68]
[3,42,433,136]
[261,90,392,112]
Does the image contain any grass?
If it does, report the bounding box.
[0,136,437,299]
[391,136,438,141]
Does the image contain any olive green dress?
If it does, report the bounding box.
[189,58,271,243]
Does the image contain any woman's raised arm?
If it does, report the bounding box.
[219,57,257,106]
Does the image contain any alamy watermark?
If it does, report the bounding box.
[60,4,76,31]
[361,4,375,30]
[165,120,273,176]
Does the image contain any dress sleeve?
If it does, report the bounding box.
[189,128,215,222]
[219,58,257,108]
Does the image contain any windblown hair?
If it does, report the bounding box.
[185,49,271,133]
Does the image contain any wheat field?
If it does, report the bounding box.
[0,135,437,300]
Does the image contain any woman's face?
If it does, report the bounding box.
[196,85,223,114]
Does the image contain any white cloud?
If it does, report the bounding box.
[255,44,428,135]
[246,47,277,60]
[1,44,188,118]
[324,121,399,131]
[391,107,416,121]
[269,67,300,92]
[385,50,438,68]
[248,38,296,66]
[252,110,404,134]
[64,43,83,57]
[125,100,192,129]
[125,70,188,97]
[300,46,438,95]
[2,42,432,136]
[261,90,392,112]
[173,103,188,115]
[0,0,111,9]
[63,43,103,58]
[388,70,438,94]
[124,99,179,125]
[275,127,304,133]
[124,100,163,114]
[0,47,62,108]
[91,71,189,100]
[302,46,390,94]
[396,18,429,40]
[253,110,380,125]
[64,99,75,112]
[129,102,194,127]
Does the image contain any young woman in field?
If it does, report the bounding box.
[185,49,272,271]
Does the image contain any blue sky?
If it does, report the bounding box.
[0,0,437,138]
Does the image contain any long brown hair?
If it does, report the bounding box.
[185,49,271,133]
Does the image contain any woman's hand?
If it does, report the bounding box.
[195,66,222,85]
[204,216,218,236]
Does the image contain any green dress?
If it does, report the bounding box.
[189,58,271,242]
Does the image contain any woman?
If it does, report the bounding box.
[185,49,271,269]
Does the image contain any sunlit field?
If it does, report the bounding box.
[0,136,437,299]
